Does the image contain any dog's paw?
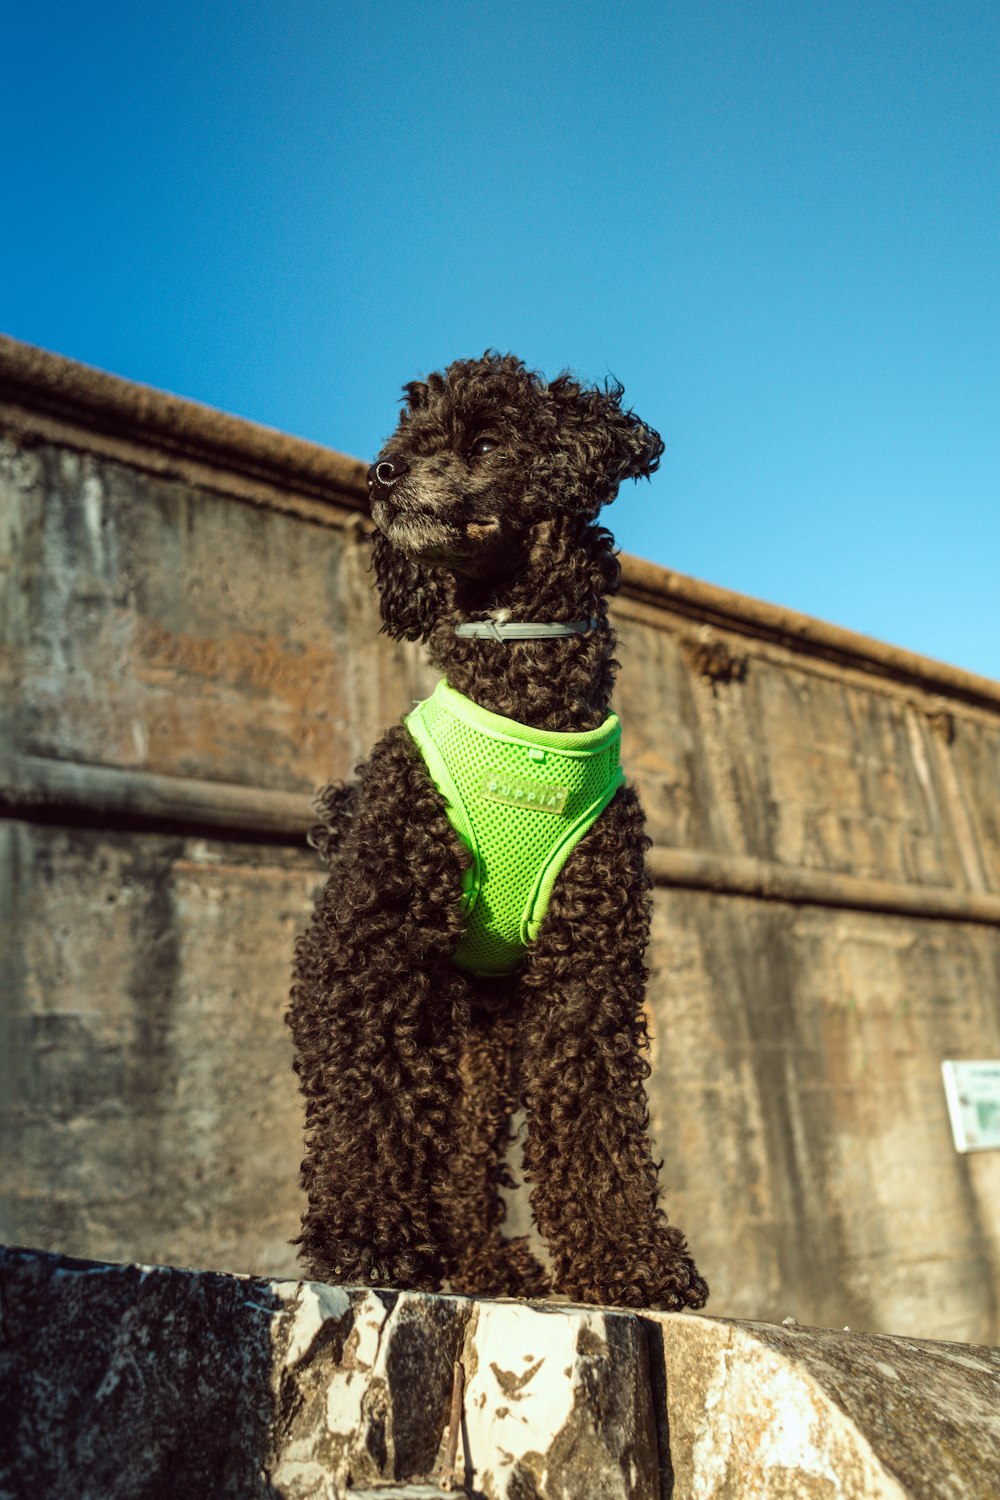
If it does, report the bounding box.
[299,1241,444,1293]
[449,1234,551,1299]
[632,1241,710,1313]
[493,1235,552,1299]
[551,1230,708,1312]
[661,1257,709,1312]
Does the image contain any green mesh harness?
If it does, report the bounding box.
[405,679,625,977]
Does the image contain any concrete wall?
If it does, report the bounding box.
[3,335,1000,1340]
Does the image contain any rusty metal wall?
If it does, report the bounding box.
[3,336,1000,1338]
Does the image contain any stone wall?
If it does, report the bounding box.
[3,336,1000,1339]
[5,1246,1000,1500]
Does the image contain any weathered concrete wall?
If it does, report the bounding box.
[3,336,1000,1337]
[5,1246,1000,1500]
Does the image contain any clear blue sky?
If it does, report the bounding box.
[5,1,998,678]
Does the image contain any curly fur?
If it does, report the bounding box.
[288,352,707,1310]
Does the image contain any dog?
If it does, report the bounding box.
[288,352,707,1310]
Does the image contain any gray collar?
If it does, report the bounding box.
[454,618,597,641]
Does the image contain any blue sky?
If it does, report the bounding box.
[5,1,999,678]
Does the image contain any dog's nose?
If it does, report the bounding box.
[367,457,410,489]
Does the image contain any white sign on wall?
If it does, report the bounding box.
[941,1060,1000,1153]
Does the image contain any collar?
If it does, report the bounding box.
[454,618,597,641]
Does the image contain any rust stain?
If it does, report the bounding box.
[339,1324,371,1373]
[135,620,338,707]
[490,1357,544,1398]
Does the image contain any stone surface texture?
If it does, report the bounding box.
[461,1299,663,1499]
[4,1247,1000,1500]
[650,1311,1000,1499]
[4,338,1000,1342]
[268,1281,469,1498]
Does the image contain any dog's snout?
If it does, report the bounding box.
[367,457,410,489]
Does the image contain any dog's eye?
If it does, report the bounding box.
[469,436,499,458]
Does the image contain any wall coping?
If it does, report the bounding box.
[2,332,998,711]
[5,1245,1000,1499]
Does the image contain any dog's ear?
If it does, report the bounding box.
[599,381,665,483]
[370,528,449,642]
[548,375,664,509]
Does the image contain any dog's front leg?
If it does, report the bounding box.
[288,726,471,1292]
[518,786,709,1311]
[438,989,551,1299]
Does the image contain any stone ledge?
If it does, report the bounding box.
[0,331,368,511]
[1,1245,998,1499]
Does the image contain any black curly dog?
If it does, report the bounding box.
[288,353,707,1310]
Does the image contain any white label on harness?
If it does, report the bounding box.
[480,775,569,814]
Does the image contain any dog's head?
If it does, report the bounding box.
[369,352,663,640]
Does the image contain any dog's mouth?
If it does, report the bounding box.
[373,496,463,564]
[373,493,448,542]
[373,491,508,574]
